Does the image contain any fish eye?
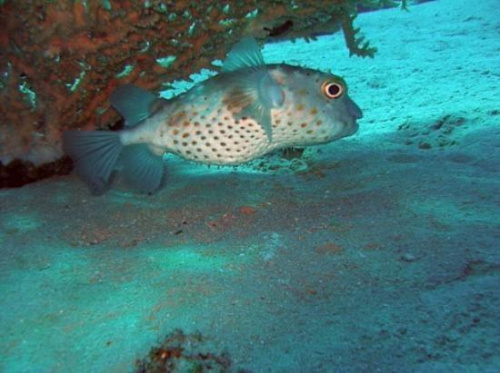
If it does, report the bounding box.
[322,81,344,99]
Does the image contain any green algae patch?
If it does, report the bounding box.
[2,213,42,233]
[146,245,250,275]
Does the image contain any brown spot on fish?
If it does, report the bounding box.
[169,112,186,127]
[182,133,190,138]
[183,121,190,127]
[316,120,323,126]
[173,129,180,135]
[296,104,304,111]
[301,123,307,128]
[311,107,318,115]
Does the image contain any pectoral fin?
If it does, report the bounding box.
[231,71,284,142]
[221,39,286,142]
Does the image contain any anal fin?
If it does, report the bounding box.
[119,144,166,194]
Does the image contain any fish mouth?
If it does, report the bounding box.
[346,97,363,120]
[340,96,362,136]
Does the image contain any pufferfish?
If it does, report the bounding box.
[63,38,363,194]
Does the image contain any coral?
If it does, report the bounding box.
[0,0,400,185]
[134,329,233,372]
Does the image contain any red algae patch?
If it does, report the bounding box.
[239,206,257,215]
[315,242,344,254]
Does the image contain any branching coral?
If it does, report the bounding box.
[0,0,402,184]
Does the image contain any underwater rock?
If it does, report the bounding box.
[0,156,72,188]
[397,114,468,150]
[134,329,234,373]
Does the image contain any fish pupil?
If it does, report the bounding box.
[328,84,341,97]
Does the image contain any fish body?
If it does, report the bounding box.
[63,39,363,194]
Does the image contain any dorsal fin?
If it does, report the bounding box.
[110,84,159,127]
[222,38,265,73]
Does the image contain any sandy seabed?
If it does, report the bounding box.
[1,0,499,371]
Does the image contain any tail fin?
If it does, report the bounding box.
[63,131,123,195]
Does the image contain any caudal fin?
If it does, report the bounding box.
[63,131,123,195]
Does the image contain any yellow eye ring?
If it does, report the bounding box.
[322,81,344,99]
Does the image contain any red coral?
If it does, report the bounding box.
[0,0,369,173]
